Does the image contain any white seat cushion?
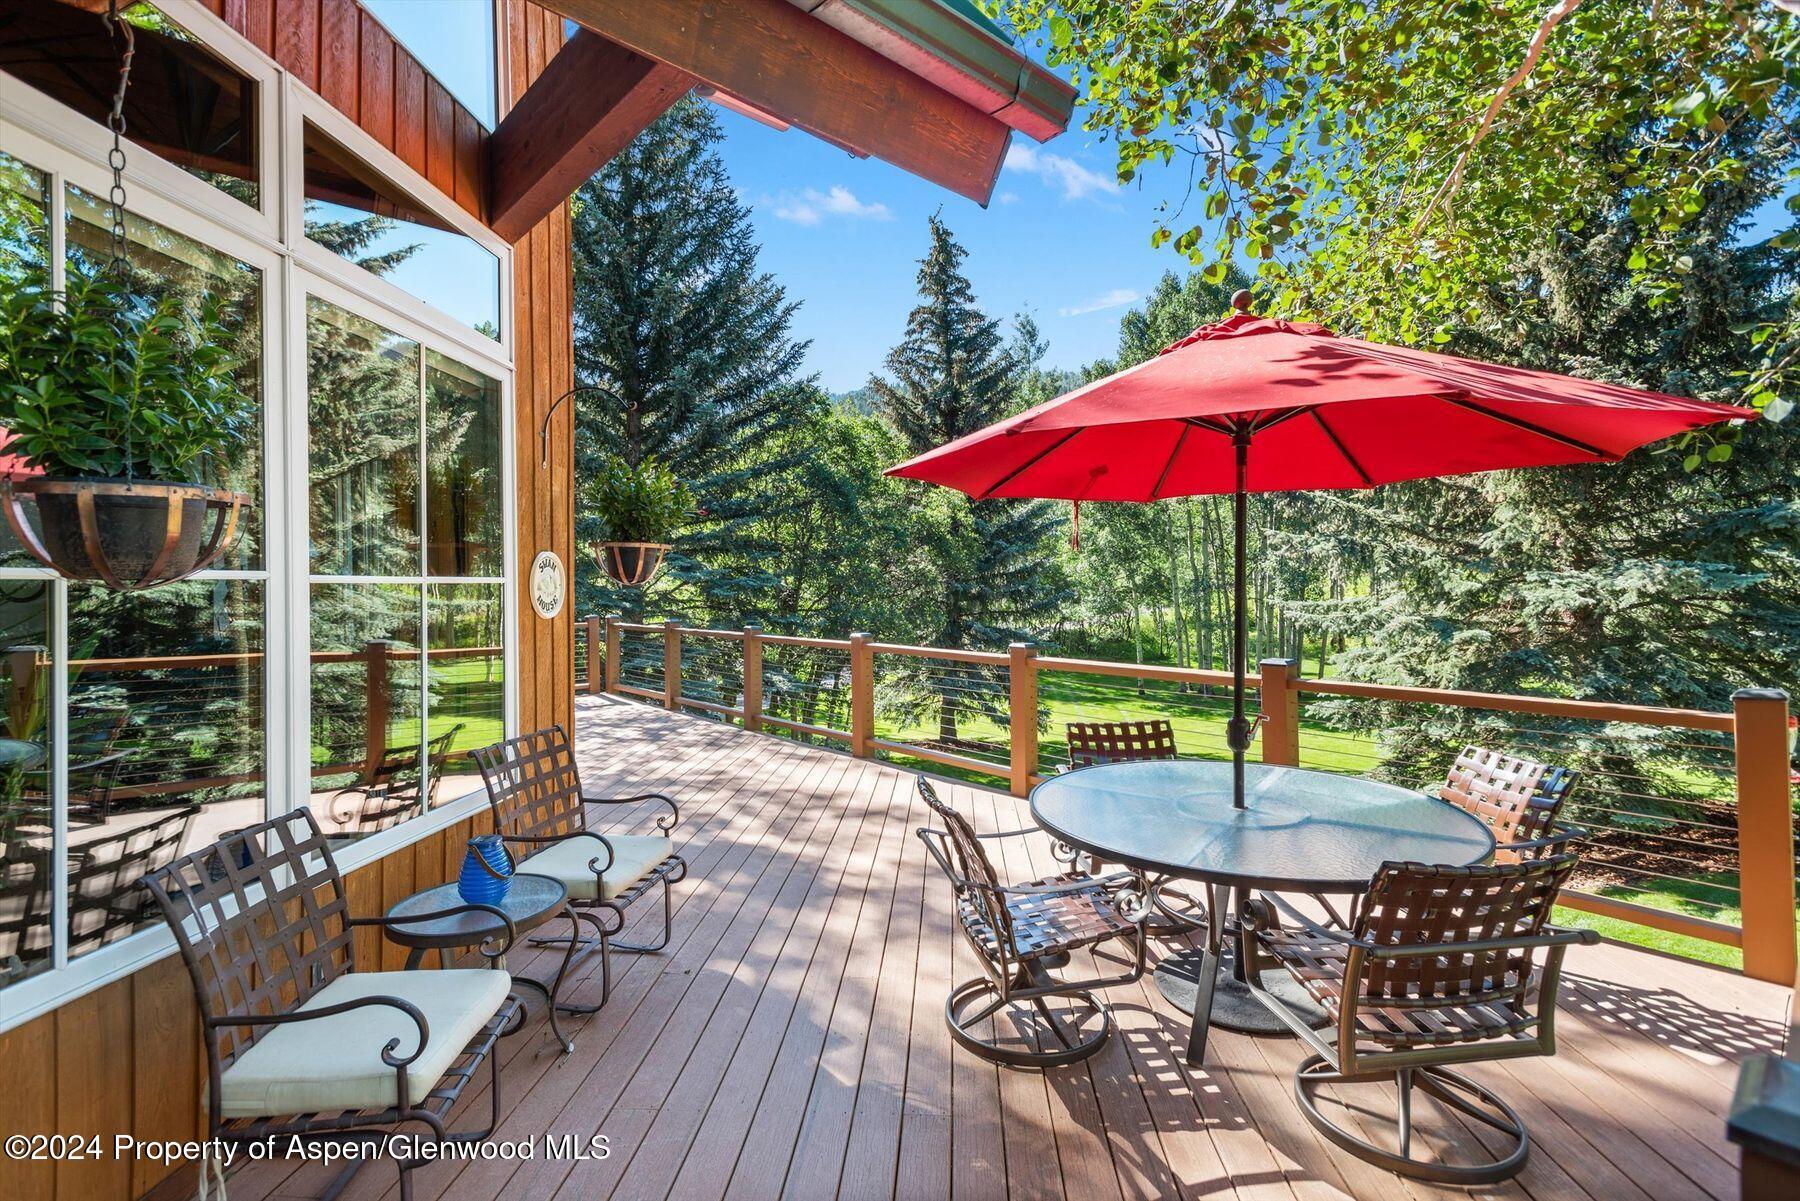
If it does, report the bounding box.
[519,834,673,901]
[217,969,510,1117]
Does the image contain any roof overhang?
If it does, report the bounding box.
[489,0,1075,241]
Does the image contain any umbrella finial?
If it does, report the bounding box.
[1230,289,1254,314]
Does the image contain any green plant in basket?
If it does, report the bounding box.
[587,457,693,585]
[0,264,253,588]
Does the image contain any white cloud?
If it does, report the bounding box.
[1059,287,1140,318]
[996,190,1020,205]
[1004,143,1119,201]
[771,185,892,225]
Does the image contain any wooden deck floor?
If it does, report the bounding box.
[234,696,1789,1201]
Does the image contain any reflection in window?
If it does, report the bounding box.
[309,584,423,842]
[0,153,51,569]
[65,185,265,569]
[302,122,500,338]
[0,151,48,276]
[0,586,53,990]
[63,579,265,962]
[426,352,503,576]
[428,583,503,805]
[307,299,421,577]
[0,2,259,207]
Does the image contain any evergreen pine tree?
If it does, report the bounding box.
[571,98,809,622]
[872,216,1070,742]
[1296,116,1800,875]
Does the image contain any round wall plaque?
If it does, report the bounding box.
[530,550,566,619]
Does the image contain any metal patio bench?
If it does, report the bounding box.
[1243,852,1598,1183]
[472,724,686,1006]
[917,775,1150,1068]
[140,809,523,1201]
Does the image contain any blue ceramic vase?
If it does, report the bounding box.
[458,834,513,905]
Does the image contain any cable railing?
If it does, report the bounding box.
[576,617,1797,985]
[4,642,503,803]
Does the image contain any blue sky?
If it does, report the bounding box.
[360,3,1792,394]
[360,1,1181,391]
[712,109,1184,392]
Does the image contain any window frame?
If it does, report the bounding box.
[0,0,518,1031]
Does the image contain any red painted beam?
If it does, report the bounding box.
[487,30,692,244]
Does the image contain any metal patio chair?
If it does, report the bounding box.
[1242,853,1598,1183]
[139,809,523,1201]
[917,775,1150,1068]
[1056,718,1211,934]
[472,724,686,1006]
[1438,745,1585,862]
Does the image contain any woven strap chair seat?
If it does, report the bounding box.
[958,873,1134,963]
[1261,927,1543,1048]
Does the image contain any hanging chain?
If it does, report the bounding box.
[102,0,135,276]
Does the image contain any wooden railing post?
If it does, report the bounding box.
[663,620,682,711]
[742,625,764,732]
[603,616,621,693]
[849,632,874,756]
[1735,687,1796,985]
[364,639,392,775]
[585,614,603,695]
[1258,657,1300,767]
[3,645,44,738]
[1009,642,1039,797]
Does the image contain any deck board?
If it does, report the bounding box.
[229,697,1790,1201]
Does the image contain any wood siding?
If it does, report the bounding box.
[196,0,489,222]
[505,0,578,748]
[6,6,577,1198]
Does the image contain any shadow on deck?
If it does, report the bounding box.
[226,694,1789,1201]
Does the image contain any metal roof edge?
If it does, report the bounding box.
[788,0,1076,143]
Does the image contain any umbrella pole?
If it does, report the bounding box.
[1228,425,1251,809]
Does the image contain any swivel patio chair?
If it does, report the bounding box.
[1438,745,1585,862]
[1242,853,1598,1184]
[917,776,1150,1068]
[1056,718,1210,934]
[139,809,523,1201]
[1066,718,1180,767]
[472,725,686,1006]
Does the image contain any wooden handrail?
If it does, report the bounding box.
[1293,676,1735,733]
[1036,654,1247,689]
[865,641,1009,666]
[584,617,1789,980]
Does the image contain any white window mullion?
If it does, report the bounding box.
[47,577,68,971]
[417,350,432,808]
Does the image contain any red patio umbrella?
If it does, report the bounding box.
[888,294,1750,808]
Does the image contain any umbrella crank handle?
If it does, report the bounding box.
[1226,713,1265,753]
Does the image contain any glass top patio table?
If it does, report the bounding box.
[1030,759,1495,1065]
[1030,759,1494,893]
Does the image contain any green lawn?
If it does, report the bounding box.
[313,655,505,773]
[831,668,1774,971]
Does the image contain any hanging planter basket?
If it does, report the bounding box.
[2,477,251,591]
[593,540,670,587]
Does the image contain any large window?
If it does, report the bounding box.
[0,2,260,210]
[303,122,501,338]
[0,15,512,1017]
[306,299,505,840]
